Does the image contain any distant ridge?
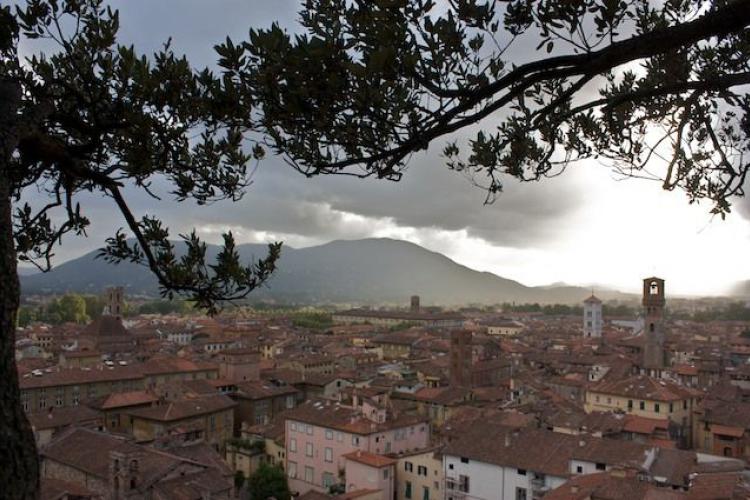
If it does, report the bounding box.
[20,237,632,305]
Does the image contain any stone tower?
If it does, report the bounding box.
[642,277,666,375]
[449,330,472,387]
[109,450,142,499]
[106,286,124,320]
[583,294,603,338]
[410,295,420,313]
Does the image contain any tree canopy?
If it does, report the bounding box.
[246,463,291,500]
[2,1,281,497]
[2,1,281,313]
[217,0,750,215]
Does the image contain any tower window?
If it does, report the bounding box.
[649,323,655,333]
[650,281,659,295]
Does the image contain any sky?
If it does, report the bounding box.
[17,0,750,297]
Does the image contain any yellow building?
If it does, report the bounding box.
[395,448,443,500]
[585,375,701,447]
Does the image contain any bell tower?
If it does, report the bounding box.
[642,277,666,375]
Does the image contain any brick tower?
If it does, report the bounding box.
[642,277,666,376]
[410,295,420,313]
[449,330,472,387]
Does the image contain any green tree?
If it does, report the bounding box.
[16,305,36,327]
[225,0,750,216]
[83,294,107,321]
[246,463,291,500]
[54,294,89,323]
[1,2,280,497]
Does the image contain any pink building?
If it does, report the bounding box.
[343,450,396,500]
[284,396,430,495]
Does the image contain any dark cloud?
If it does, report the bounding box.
[17,1,587,264]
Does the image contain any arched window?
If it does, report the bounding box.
[649,281,659,295]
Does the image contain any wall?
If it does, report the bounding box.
[345,460,394,500]
[396,451,442,500]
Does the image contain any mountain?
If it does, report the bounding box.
[20,238,630,305]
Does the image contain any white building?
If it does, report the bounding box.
[486,320,524,337]
[583,295,603,338]
[442,426,656,500]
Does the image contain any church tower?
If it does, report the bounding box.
[105,286,124,320]
[583,294,603,338]
[642,277,666,376]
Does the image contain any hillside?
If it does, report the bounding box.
[20,238,630,305]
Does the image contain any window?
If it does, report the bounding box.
[422,486,430,500]
[326,429,333,440]
[405,481,413,499]
[306,425,313,436]
[460,457,469,464]
[595,463,606,471]
[336,432,343,442]
[576,465,583,473]
[627,400,633,409]
[324,447,333,463]
[669,403,674,413]
[639,401,645,411]
[352,435,360,446]
[289,438,297,453]
[458,475,470,493]
[288,461,297,479]
[448,463,454,470]
[405,461,413,472]
[418,465,428,476]
[517,469,527,476]
[306,442,313,457]
[654,403,660,413]
[515,487,528,500]
[286,395,296,409]
[684,400,688,410]
[304,466,314,483]
[383,469,389,479]
[322,472,335,488]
